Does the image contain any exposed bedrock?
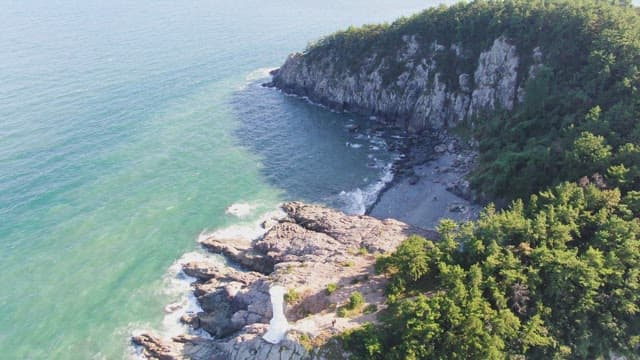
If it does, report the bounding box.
[269,36,542,132]
[133,202,433,359]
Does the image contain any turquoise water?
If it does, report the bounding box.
[0,1,453,358]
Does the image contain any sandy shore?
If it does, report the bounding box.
[370,135,482,230]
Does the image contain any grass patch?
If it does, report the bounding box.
[326,283,338,295]
[284,288,301,304]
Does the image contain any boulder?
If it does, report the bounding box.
[132,333,179,360]
[199,237,274,274]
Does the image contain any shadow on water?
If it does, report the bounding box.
[229,79,406,213]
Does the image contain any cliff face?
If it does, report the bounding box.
[270,36,542,132]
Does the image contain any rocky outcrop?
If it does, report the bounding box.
[133,202,433,360]
[269,36,542,132]
[469,37,519,116]
[133,329,308,360]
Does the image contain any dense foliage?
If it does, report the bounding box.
[321,1,640,357]
[306,0,640,201]
[343,183,640,359]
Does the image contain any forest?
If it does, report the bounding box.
[328,0,640,358]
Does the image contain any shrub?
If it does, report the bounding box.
[326,283,338,295]
[347,291,365,310]
[284,289,301,303]
[363,304,378,314]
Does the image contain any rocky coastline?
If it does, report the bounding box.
[369,130,481,229]
[132,28,503,360]
[132,202,437,359]
[267,36,542,132]
[131,125,483,359]
[133,73,487,360]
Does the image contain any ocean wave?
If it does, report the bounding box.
[245,67,275,82]
[126,252,216,359]
[159,208,286,336]
[338,163,394,215]
[203,208,285,242]
[160,251,222,339]
[267,87,342,114]
[128,206,286,357]
[225,202,257,218]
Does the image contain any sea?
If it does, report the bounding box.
[0,1,456,358]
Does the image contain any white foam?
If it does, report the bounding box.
[369,136,387,147]
[225,202,257,218]
[339,163,394,215]
[125,252,222,357]
[270,88,343,113]
[159,251,223,339]
[203,208,285,242]
[245,67,275,82]
[154,207,287,341]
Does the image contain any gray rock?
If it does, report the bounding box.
[199,237,274,274]
[447,141,456,153]
[132,333,179,360]
[182,261,226,281]
[269,36,541,132]
[136,202,433,360]
[469,36,519,116]
[198,309,238,338]
[434,144,447,153]
[448,204,467,213]
[180,313,201,329]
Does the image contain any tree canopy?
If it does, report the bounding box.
[306,0,640,201]
[331,1,640,358]
[343,183,640,359]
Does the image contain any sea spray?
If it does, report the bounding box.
[160,251,221,339]
[134,207,286,342]
[225,202,258,218]
[338,162,395,215]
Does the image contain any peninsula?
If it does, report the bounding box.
[135,1,640,359]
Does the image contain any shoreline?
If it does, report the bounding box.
[263,80,482,227]
[132,80,485,360]
[131,130,483,360]
[368,130,482,229]
[132,202,437,359]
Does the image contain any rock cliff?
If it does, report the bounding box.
[269,36,542,132]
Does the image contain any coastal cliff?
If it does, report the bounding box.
[269,35,542,132]
[134,1,640,359]
[270,0,640,202]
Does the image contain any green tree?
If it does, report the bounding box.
[566,131,612,178]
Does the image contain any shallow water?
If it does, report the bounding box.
[0,1,454,358]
